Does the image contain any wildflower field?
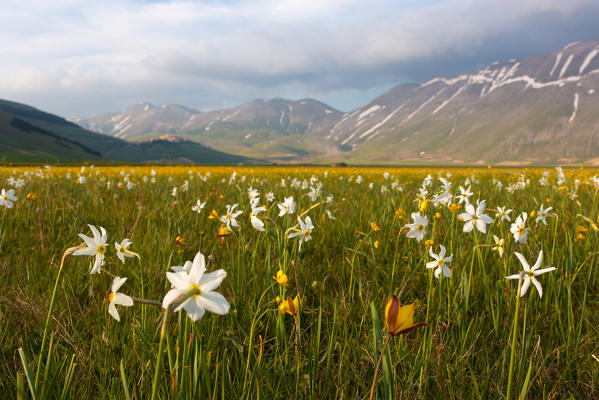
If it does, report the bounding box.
[1,165,598,399]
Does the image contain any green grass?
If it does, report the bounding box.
[0,165,598,399]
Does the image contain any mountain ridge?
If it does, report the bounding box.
[72,38,599,164]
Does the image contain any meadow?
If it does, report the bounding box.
[0,165,597,399]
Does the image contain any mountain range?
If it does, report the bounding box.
[3,39,599,165]
[71,38,599,165]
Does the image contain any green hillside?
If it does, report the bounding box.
[0,110,102,163]
[0,99,258,165]
[106,138,252,165]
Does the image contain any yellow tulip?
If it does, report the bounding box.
[384,295,426,336]
[273,270,289,287]
[217,224,231,245]
[278,295,301,316]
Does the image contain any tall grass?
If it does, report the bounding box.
[0,166,597,398]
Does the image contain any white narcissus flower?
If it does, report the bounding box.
[249,198,267,231]
[108,276,134,321]
[162,252,229,321]
[220,204,242,229]
[277,196,296,217]
[456,185,473,205]
[115,239,137,263]
[536,205,554,225]
[492,235,505,258]
[247,187,259,201]
[0,188,17,208]
[73,224,108,274]
[325,209,336,220]
[265,192,275,202]
[505,251,556,298]
[458,200,493,233]
[288,216,314,251]
[307,186,320,202]
[426,245,452,278]
[405,212,428,242]
[170,260,192,274]
[496,206,512,222]
[191,200,206,213]
[510,212,529,244]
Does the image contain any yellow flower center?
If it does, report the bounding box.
[303,230,310,237]
[437,259,444,267]
[526,271,535,278]
[417,224,424,231]
[108,292,115,303]
[97,244,107,254]
[518,227,525,234]
[226,213,231,219]
[190,284,202,296]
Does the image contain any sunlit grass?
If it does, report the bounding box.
[1,165,598,399]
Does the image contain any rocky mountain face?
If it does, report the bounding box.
[71,103,199,139]
[73,39,599,164]
[73,98,341,139]
[325,39,599,164]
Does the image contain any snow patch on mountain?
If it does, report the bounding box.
[358,105,381,120]
[569,93,579,123]
[564,41,579,50]
[580,48,599,74]
[559,54,573,79]
[405,88,447,121]
[362,102,407,141]
[550,53,562,76]
[433,86,466,114]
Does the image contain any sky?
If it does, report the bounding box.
[2,0,599,117]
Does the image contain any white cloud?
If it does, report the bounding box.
[0,0,598,116]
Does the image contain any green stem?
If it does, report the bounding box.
[151,308,170,400]
[34,246,78,390]
[151,288,199,400]
[369,334,391,400]
[506,274,523,400]
[130,296,162,307]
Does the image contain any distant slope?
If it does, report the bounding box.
[0,109,103,163]
[105,135,250,164]
[0,99,257,164]
[0,99,124,155]
[73,38,599,164]
[72,103,200,139]
[320,39,599,164]
[73,98,343,162]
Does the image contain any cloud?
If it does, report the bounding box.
[1,0,599,116]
